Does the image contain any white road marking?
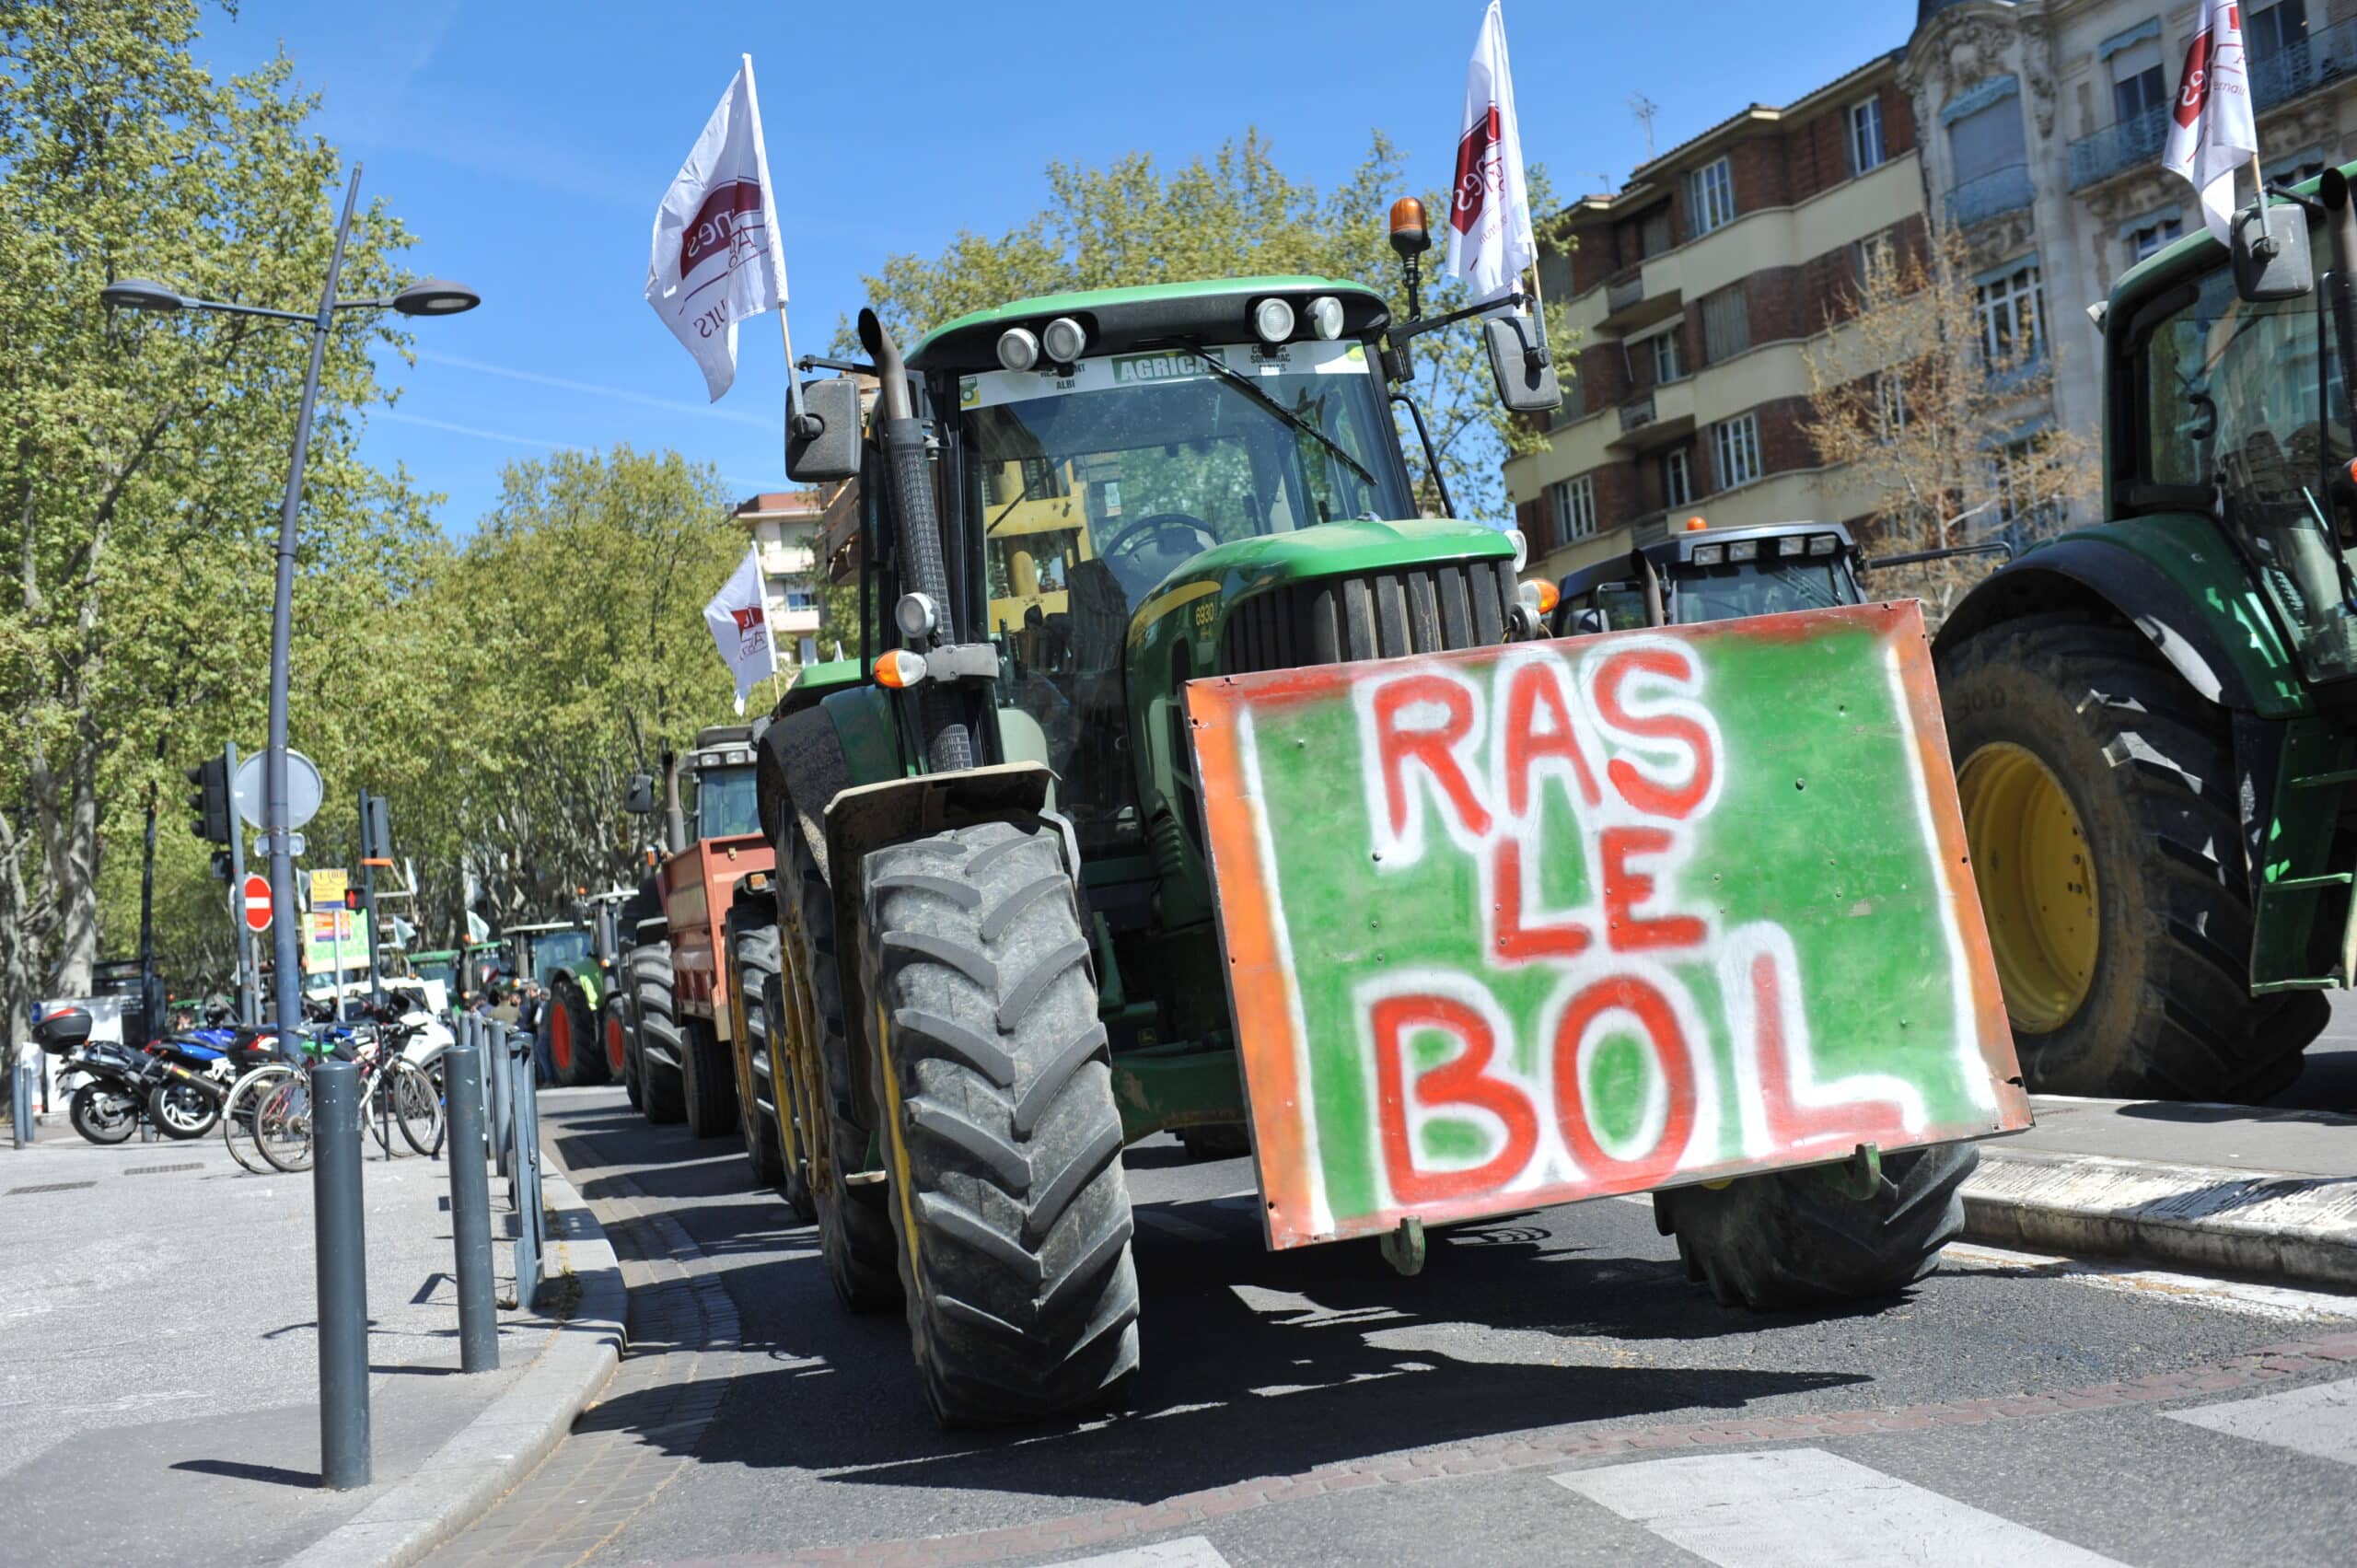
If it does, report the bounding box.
[2166,1377,2357,1466]
[1041,1535,1231,1568]
[1940,1239,2357,1323]
[1554,1447,2126,1567]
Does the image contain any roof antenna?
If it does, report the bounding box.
[1629,94,1658,161]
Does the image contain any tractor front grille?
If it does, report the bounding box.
[1218,559,1516,676]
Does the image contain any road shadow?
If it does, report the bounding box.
[168,1458,315,1490]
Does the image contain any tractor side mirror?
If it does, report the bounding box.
[623,772,658,815]
[1483,314,1562,414]
[34,1008,92,1053]
[2232,201,2313,302]
[786,376,862,482]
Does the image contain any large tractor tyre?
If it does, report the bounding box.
[784,828,900,1310]
[544,974,602,1087]
[729,912,789,1188]
[634,941,686,1124]
[760,964,819,1222]
[1655,1142,1978,1311]
[1939,616,2327,1099]
[600,991,634,1089]
[860,818,1140,1427]
[680,1018,737,1139]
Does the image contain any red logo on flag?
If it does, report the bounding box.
[1452,105,1503,235]
[680,179,766,276]
[2176,30,2214,127]
[730,605,765,634]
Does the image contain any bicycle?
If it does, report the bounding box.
[250,1023,441,1174]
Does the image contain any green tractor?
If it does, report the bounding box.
[506,918,606,1086]
[1934,166,2357,1102]
[738,250,2022,1426]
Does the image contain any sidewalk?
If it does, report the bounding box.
[0,1095,619,1567]
[1964,1094,2357,1290]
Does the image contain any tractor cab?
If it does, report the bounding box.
[682,725,760,841]
[1550,520,1867,635]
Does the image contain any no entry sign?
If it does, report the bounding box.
[241,873,273,934]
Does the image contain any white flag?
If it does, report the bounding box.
[704,544,779,715]
[645,56,786,401]
[2163,0,2258,244]
[1444,1,1536,306]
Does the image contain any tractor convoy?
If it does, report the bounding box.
[588,169,2357,1428]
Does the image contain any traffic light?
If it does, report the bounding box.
[344,889,362,912]
[185,755,230,844]
[360,791,393,862]
[210,851,233,881]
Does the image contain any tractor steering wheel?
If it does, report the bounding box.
[1095,511,1221,575]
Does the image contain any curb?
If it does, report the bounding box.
[1962,1146,2357,1291]
[284,1144,625,1568]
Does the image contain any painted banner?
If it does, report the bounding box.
[1186,601,2029,1250]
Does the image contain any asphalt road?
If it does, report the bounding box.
[436,1087,2357,1568]
[2267,990,2357,1110]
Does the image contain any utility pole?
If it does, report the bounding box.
[226,743,256,1026]
[138,777,159,1043]
[358,789,389,1016]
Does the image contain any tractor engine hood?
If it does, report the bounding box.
[1126,516,1524,678]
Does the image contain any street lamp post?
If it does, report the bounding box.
[101,163,478,1492]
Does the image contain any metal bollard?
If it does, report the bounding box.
[511,1029,540,1307]
[310,1058,372,1489]
[442,1042,499,1372]
[12,1051,35,1148]
[486,1017,512,1179]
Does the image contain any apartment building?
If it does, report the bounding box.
[1506,52,1927,584]
[733,490,824,667]
[1905,0,2357,493]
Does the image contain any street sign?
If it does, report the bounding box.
[241,873,274,934]
[233,749,323,831]
[1186,601,2030,1250]
[308,867,349,907]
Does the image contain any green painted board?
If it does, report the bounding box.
[1186,601,2030,1250]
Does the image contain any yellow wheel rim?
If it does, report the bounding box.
[1958,742,2100,1032]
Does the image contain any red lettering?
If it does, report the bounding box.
[1551,975,1697,1188]
[1491,837,1593,961]
[1601,826,1706,951]
[1748,951,1910,1149]
[1502,660,1601,816]
[1373,675,1491,842]
[1372,993,1538,1204]
[1593,646,1715,819]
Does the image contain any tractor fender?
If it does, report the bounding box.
[1932,538,2258,713]
[821,762,1064,1127]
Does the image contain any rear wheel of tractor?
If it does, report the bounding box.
[1940,616,2327,1098]
[729,910,788,1186]
[680,1017,737,1139]
[1655,1142,1978,1311]
[860,818,1139,1426]
[635,942,685,1124]
[784,830,900,1311]
[546,974,601,1086]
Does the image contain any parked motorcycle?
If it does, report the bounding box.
[34,1008,152,1144]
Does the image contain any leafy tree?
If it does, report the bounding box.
[1,0,430,1040]
[846,131,1573,519]
[1801,224,2094,622]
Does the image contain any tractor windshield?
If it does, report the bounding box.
[1675,557,1857,622]
[957,338,1411,846]
[528,930,591,979]
[690,764,761,840]
[2139,263,2357,680]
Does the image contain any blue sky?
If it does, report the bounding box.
[189,0,1910,533]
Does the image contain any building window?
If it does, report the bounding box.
[1992,438,2061,530]
[1875,372,1908,441]
[1712,413,1763,491]
[1852,230,1897,291]
[1849,97,1886,174]
[1976,262,2044,362]
[1948,96,2026,186]
[2248,1,2307,64]
[1685,157,1736,237]
[1701,285,1749,364]
[1639,203,1675,258]
[1647,328,1685,384]
[2110,40,2167,125]
[1550,474,1598,542]
[2127,215,2182,262]
[1663,447,1692,508]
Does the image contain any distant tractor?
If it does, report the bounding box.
[1933,167,2357,1100]
[709,238,2025,1430]
[508,917,607,1087]
[620,726,771,1135]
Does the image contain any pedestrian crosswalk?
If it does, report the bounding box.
[2165,1377,2357,1467]
[1552,1448,2126,1567]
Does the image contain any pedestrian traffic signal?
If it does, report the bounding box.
[186,756,231,845]
[210,851,233,881]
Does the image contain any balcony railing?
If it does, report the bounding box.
[1606,270,1644,316]
[2253,19,2357,112]
[2067,107,2166,191]
[1619,392,1656,435]
[1946,163,2035,226]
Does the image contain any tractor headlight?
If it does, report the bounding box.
[1040,316,1087,364]
[1253,296,1296,344]
[1727,540,1759,563]
[1693,544,1724,565]
[1808,534,1838,556]
[997,327,1039,372]
[894,592,938,641]
[1306,295,1345,340]
[1504,528,1528,571]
